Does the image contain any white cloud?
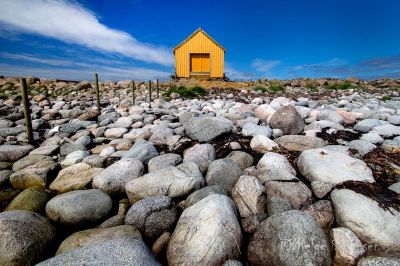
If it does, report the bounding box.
[225,64,254,80]
[0,52,91,67]
[0,54,171,81]
[251,59,280,72]
[293,58,346,70]
[0,0,174,66]
[0,63,171,80]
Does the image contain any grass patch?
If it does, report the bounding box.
[253,84,285,93]
[327,81,354,90]
[308,84,319,92]
[163,85,207,100]
[269,84,285,93]
[381,96,391,101]
[253,86,268,93]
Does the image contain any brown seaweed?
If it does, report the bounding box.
[316,127,361,144]
[336,180,400,214]
[363,147,400,185]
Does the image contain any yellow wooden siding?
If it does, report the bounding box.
[175,31,224,78]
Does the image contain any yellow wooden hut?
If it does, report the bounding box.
[173,28,225,79]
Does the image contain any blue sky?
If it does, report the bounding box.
[0,0,399,81]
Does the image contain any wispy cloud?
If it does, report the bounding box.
[293,58,347,73]
[358,55,400,70]
[0,0,174,66]
[289,56,400,79]
[0,52,91,67]
[0,63,171,81]
[251,59,281,73]
[0,52,171,80]
[225,63,255,80]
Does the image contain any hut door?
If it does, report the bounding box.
[190,53,210,72]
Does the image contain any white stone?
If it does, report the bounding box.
[250,135,278,153]
[360,132,384,144]
[125,162,204,202]
[232,175,266,218]
[330,227,365,266]
[167,194,242,265]
[104,128,128,138]
[93,158,143,194]
[297,148,374,189]
[331,189,400,254]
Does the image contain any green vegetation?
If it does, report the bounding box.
[269,84,285,93]
[308,84,319,92]
[327,81,354,90]
[252,86,268,93]
[163,85,207,100]
[381,95,391,101]
[253,84,285,93]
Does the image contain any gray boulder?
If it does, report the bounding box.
[297,148,374,192]
[232,175,266,218]
[0,210,56,266]
[56,225,142,255]
[148,153,182,172]
[10,160,60,190]
[60,150,90,167]
[59,123,84,135]
[184,116,233,142]
[330,227,365,266]
[372,124,400,138]
[36,237,160,266]
[265,180,312,209]
[46,189,112,226]
[183,143,216,174]
[122,140,158,163]
[269,105,305,135]
[0,169,12,186]
[205,159,243,194]
[347,140,377,157]
[12,154,53,172]
[354,119,387,133]
[92,158,143,194]
[274,135,326,151]
[257,152,297,183]
[125,196,176,239]
[181,185,226,209]
[167,194,242,265]
[331,189,400,254]
[0,145,34,162]
[226,151,254,170]
[248,210,331,266]
[241,122,272,137]
[49,163,102,193]
[357,256,400,266]
[125,162,203,202]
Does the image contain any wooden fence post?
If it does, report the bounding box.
[131,80,136,105]
[148,80,152,103]
[20,78,33,144]
[156,79,159,98]
[94,73,100,115]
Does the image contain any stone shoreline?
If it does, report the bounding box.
[0,76,399,265]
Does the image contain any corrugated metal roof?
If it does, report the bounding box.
[173,28,226,53]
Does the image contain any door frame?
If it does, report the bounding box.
[188,53,211,76]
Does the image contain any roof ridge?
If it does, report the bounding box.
[173,28,225,52]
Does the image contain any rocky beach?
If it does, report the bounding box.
[0,76,399,265]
